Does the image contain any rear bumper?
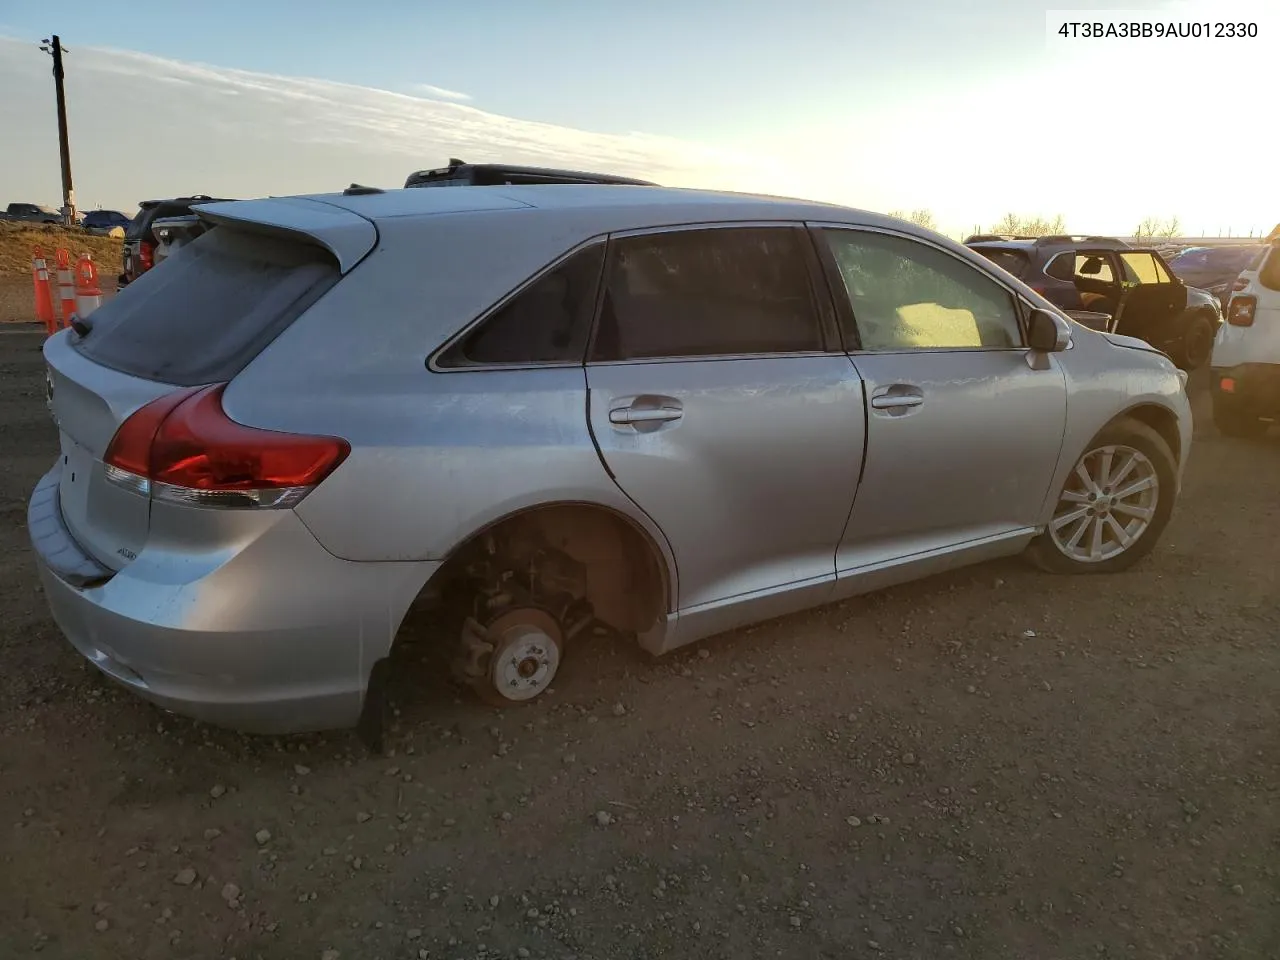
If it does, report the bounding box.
[1211,363,1280,416]
[27,463,436,735]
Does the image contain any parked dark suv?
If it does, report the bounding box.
[119,195,232,287]
[3,202,62,224]
[966,234,1222,370]
[404,159,658,189]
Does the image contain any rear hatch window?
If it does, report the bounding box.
[971,247,1030,279]
[73,227,340,386]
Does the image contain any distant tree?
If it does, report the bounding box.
[887,209,938,230]
[1135,215,1182,239]
[990,213,1068,237]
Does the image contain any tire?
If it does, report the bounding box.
[1212,394,1268,438]
[1026,419,1177,574]
[1173,314,1215,371]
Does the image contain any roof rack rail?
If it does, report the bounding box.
[1032,234,1130,247]
[404,159,658,189]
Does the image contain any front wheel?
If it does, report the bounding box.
[1174,315,1215,371]
[1026,419,1177,574]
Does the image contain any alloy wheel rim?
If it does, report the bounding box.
[1049,444,1159,563]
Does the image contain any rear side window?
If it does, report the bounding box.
[1044,252,1077,282]
[973,248,1029,279]
[591,227,823,361]
[72,228,339,386]
[436,243,605,367]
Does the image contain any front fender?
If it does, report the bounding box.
[1043,331,1192,524]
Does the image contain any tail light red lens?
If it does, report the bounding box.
[1227,295,1257,327]
[104,384,350,508]
[137,240,155,272]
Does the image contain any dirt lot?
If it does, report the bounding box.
[0,325,1277,960]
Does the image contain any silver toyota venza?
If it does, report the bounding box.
[28,185,1192,735]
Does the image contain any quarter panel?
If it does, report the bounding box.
[273,366,668,566]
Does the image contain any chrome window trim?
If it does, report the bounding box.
[807,221,1031,355]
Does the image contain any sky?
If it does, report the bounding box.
[1,0,1276,238]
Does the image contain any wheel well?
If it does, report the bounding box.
[1118,403,1182,465]
[417,504,670,639]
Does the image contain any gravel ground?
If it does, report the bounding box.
[1,326,1277,960]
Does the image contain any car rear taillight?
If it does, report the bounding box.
[1227,295,1257,327]
[103,384,350,509]
[138,240,155,272]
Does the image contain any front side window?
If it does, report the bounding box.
[822,229,1022,351]
[437,243,605,367]
[590,227,823,361]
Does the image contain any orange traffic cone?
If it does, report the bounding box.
[74,253,103,318]
[31,246,57,334]
[54,248,76,329]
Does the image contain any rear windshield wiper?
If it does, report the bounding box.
[70,315,94,338]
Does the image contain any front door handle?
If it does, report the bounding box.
[870,394,923,411]
[607,395,685,429]
[609,406,683,425]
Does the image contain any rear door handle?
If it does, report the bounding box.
[609,405,683,425]
[870,394,923,410]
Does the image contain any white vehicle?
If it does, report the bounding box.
[1210,225,1280,437]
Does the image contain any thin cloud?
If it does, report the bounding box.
[0,37,783,211]
[413,83,471,102]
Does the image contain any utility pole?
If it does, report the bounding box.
[39,35,76,226]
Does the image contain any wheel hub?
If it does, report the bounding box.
[484,610,563,703]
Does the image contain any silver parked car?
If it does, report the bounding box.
[28,186,1192,736]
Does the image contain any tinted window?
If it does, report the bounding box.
[591,227,822,361]
[823,230,1022,350]
[73,228,339,386]
[437,244,605,367]
[973,248,1030,278]
[1044,252,1077,281]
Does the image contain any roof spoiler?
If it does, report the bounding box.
[192,197,378,273]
